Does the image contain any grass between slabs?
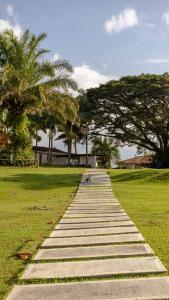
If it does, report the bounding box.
[108,168,169,275]
[0,166,84,299]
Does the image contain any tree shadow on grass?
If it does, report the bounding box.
[109,170,169,183]
[1,173,81,190]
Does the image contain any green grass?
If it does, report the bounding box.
[108,168,169,275]
[0,166,84,299]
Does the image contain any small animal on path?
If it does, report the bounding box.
[84,175,92,183]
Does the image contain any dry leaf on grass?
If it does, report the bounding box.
[47,220,56,224]
[16,253,32,260]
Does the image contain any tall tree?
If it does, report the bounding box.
[77,90,92,165]
[87,74,169,168]
[57,98,80,166]
[0,30,77,160]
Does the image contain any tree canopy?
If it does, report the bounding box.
[87,74,169,167]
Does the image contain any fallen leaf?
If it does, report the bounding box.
[16,253,32,260]
[47,220,56,224]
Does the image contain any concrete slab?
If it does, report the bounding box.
[60,216,130,223]
[42,233,144,247]
[68,206,121,209]
[77,192,113,194]
[77,191,113,193]
[68,209,121,212]
[68,208,121,212]
[66,210,124,215]
[72,199,117,202]
[64,213,127,218]
[22,256,166,279]
[67,204,121,211]
[69,204,121,207]
[67,210,124,214]
[73,201,119,204]
[50,226,138,237]
[76,196,114,197]
[76,194,115,196]
[34,243,152,260]
[55,220,134,230]
[7,277,169,300]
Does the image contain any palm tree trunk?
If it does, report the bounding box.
[51,131,53,165]
[48,130,51,164]
[35,129,38,161]
[86,122,88,166]
[68,139,72,166]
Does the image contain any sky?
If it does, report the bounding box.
[1,0,169,159]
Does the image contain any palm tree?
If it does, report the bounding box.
[57,98,80,166]
[91,136,120,168]
[77,90,92,165]
[0,30,77,160]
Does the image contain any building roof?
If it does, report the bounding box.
[32,146,67,154]
[119,156,153,165]
[32,146,104,157]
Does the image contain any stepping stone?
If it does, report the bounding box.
[60,216,130,223]
[72,200,118,203]
[8,277,169,300]
[73,203,119,206]
[34,243,153,260]
[72,199,118,202]
[69,208,120,211]
[22,256,166,279]
[50,226,138,237]
[69,203,120,207]
[64,213,127,218]
[42,233,144,247]
[67,210,123,214]
[68,206,121,209]
[68,207,121,211]
[55,220,134,230]
[66,210,124,214]
[76,192,114,193]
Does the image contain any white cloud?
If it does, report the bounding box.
[0,4,22,36]
[6,4,14,17]
[134,58,169,64]
[162,12,169,26]
[0,18,22,36]
[72,64,115,90]
[104,8,139,33]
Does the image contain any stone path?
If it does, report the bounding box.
[7,169,169,299]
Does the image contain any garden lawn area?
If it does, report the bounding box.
[0,167,84,300]
[109,168,169,275]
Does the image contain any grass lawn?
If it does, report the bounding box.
[0,166,84,299]
[109,168,169,275]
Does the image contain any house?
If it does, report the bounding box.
[118,155,153,169]
[33,146,98,168]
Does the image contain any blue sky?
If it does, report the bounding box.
[1,0,169,158]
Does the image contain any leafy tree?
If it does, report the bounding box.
[91,136,120,168]
[87,74,169,168]
[0,30,77,160]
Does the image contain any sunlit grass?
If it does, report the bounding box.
[0,167,84,299]
[109,168,169,275]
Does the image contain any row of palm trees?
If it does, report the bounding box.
[0,29,90,165]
